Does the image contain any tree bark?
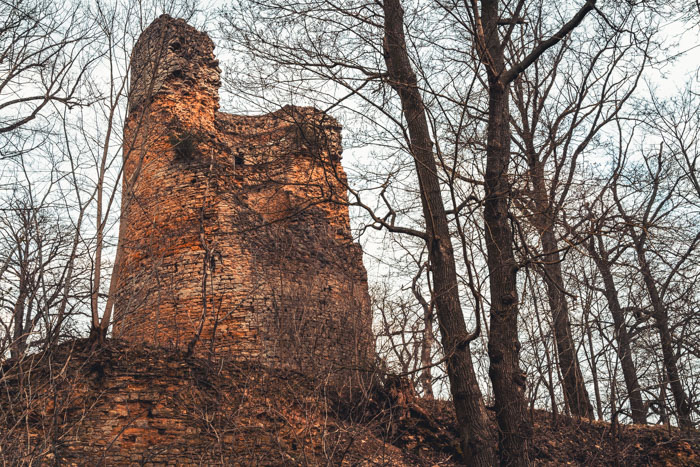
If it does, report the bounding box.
[523,143,593,418]
[587,236,646,424]
[633,237,691,429]
[584,306,604,421]
[383,2,494,464]
[538,227,594,418]
[480,2,531,464]
[11,284,28,359]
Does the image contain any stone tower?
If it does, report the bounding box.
[112,15,374,375]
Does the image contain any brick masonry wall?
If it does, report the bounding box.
[112,15,374,375]
[0,342,421,466]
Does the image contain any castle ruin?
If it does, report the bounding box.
[112,15,374,375]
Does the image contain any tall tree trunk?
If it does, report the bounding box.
[503,0,600,424]
[383,2,494,464]
[532,281,559,421]
[539,228,594,418]
[524,148,593,418]
[588,236,646,424]
[634,239,691,429]
[481,2,531,464]
[484,82,531,465]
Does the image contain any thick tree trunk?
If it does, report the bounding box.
[88,325,108,347]
[383,2,494,464]
[484,82,531,466]
[588,237,646,424]
[634,241,691,429]
[481,2,531,464]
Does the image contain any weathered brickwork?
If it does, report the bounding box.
[1,342,456,465]
[112,15,373,375]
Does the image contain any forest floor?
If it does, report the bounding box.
[0,339,697,465]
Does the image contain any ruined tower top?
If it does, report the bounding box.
[113,16,374,377]
[129,15,220,118]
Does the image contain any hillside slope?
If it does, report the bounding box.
[0,340,697,465]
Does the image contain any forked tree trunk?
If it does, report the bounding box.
[483,80,531,465]
[480,2,531,464]
[478,0,598,458]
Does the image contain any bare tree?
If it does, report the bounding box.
[610,127,698,429]
[0,0,94,137]
[448,0,599,461]
[0,0,96,358]
[1,0,205,355]
[582,216,647,423]
[383,2,494,462]
[0,186,82,358]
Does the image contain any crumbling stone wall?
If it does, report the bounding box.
[0,342,446,466]
[112,15,373,375]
